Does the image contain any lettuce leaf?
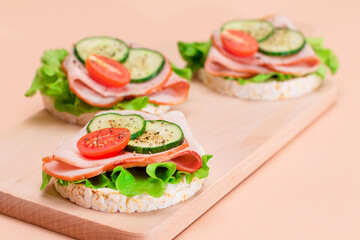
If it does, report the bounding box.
[42,155,213,198]
[25,49,149,116]
[40,171,52,190]
[113,96,149,111]
[73,173,110,189]
[312,64,327,79]
[57,179,68,186]
[307,37,339,74]
[146,162,178,183]
[26,49,68,97]
[225,72,295,85]
[111,166,167,197]
[171,62,192,81]
[194,154,211,179]
[178,41,211,73]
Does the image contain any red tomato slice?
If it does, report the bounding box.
[221,29,258,57]
[77,128,131,158]
[85,54,131,88]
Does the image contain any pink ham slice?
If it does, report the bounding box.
[205,47,271,78]
[205,15,321,77]
[63,51,189,108]
[42,161,104,182]
[43,110,204,181]
[148,73,190,105]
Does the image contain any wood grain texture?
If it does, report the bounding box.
[0,80,336,240]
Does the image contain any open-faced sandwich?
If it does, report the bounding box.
[26,37,191,125]
[41,110,212,213]
[178,15,339,100]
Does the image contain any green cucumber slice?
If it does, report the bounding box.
[258,28,306,56]
[86,113,146,140]
[125,120,184,154]
[123,48,165,83]
[222,20,274,42]
[74,36,129,64]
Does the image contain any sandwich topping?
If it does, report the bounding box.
[67,38,190,108]
[206,15,321,77]
[77,128,131,158]
[26,37,192,116]
[85,54,131,88]
[41,110,212,198]
[220,29,259,57]
[178,15,339,84]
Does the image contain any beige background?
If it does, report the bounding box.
[0,0,359,239]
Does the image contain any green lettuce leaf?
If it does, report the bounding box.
[25,49,68,97]
[178,41,211,73]
[113,96,149,111]
[40,171,52,190]
[41,155,213,198]
[307,37,339,74]
[111,166,167,197]
[313,63,327,79]
[171,62,192,81]
[57,179,68,186]
[25,49,149,116]
[194,154,211,179]
[72,173,110,189]
[146,162,178,183]
[225,72,295,85]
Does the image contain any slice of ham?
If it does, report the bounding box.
[205,15,321,77]
[205,47,270,77]
[148,73,190,105]
[43,110,204,181]
[63,50,190,108]
[42,161,104,181]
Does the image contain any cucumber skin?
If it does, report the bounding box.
[125,139,184,154]
[126,48,166,84]
[221,19,275,42]
[125,120,184,154]
[257,27,275,43]
[74,36,129,64]
[86,113,146,140]
[258,28,306,56]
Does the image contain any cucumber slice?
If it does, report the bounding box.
[258,28,306,56]
[74,36,129,64]
[222,20,274,42]
[123,48,165,83]
[125,120,184,154]
[86,113,146,140]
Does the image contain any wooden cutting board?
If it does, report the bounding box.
[0,80,336,240]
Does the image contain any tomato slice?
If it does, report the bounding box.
[77,128,131,158]
[221,29,258,57]
[85,54,131,88]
